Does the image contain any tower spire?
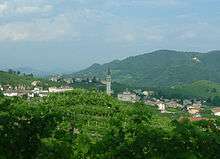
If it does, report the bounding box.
[107,67,111,75]
[106,67,112,95]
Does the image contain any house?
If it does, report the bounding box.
[212,107,220,116]
[3,90,30,97]
[166,100,182,108]
[38,91,49,97]
[31,81,40,87]
[64,78,74,84]
[48,87,73,93]
[3,92,18,97]
[118,91,139,103]
[50,75,62,82]
[192,101,203,108]
[2,84,13,91]
[143,91,149,97]
[187,106,201,115]
[157,102,166,113]
[29,87,48,98]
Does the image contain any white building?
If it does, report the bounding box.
[50,76,62,82]
[48,87,73,93]
[212,107,220,116]
[118,91,139,103]
[31,81,40,87]
[3,92,18,97]
[158,103,166,113]
[106,68,112,96]
[0,85,3,91]
[64,78,74,84]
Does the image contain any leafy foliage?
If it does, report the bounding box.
[0,90,220,158]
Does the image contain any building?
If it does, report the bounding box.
[3,90,30,97]
[212,107,220,116]
[38,90,49,97]
[158,103,166,113]
[64,78,74,84]
[143,90,154,97]
[106,68,112,95]
[48,87,73,93]
[118,91,139,103]
[3,92,18,97]
[50,75,62,82]
[166,100,182,108]
[187,106,201,115]
[31,81,40,87]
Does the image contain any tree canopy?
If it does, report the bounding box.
[0,89,220,158]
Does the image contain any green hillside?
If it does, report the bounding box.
[74,50,220,87]
[1,89,220,158]
[155,80,220,105]
[0,71,61,88]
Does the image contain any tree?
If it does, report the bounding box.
[8,69,15,74]
[212,96,220,106]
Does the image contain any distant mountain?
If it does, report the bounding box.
[15,67,51,77]
[1,66,73,77]
[74,50,220,87]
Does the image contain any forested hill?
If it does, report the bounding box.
[74,50,220,87]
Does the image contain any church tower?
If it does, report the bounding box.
[106,67,112,95]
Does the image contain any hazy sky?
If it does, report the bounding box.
[0,0,220,72]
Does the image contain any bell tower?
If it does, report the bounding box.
[106,67,112,95]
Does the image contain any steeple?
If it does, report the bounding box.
[107,67,111,75]
[106,67,112,95]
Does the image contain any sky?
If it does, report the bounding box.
[0,0,220,72]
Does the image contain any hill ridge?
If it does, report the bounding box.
[74,50,220,87]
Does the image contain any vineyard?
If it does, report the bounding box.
[0,89,220,158]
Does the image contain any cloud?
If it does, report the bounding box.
[0,0,218,48]
[0,0,53,16]
[15,4,52,14]
[0,0,79,41]
[106,0,186,8]
[104,22,164,45]
[0,2,8,14]
[0,14,78,41]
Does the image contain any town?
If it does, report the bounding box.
[1,68,219,122]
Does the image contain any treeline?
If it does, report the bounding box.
[7,69,34,77]
[0,70,62,89]
[0,89,220,158]
[152,80,220,106]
